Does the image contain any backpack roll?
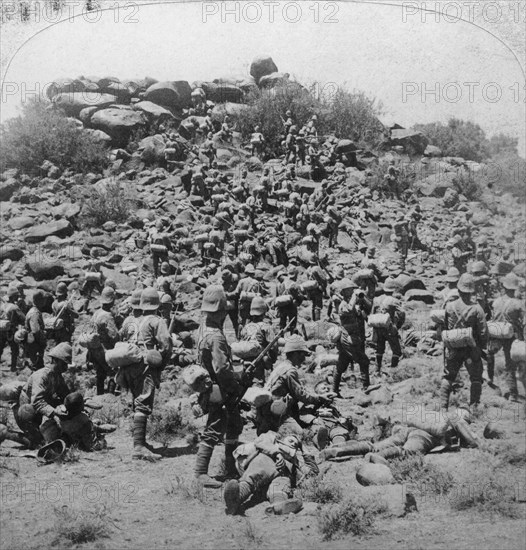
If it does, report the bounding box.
[368,313,392,329]
[442,327,476,349]
[105,342,143,369]
[487,321,514,340]
[231,340,262,360]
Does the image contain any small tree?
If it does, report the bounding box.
[0,99,109,175]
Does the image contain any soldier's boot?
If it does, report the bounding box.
[319,440,373,461]
[504,366,519,401]
[194,443,223,488]
[378,446,403,460]
[224,480,251,515]
[315,426,330,450]
[469,381,482,407]
[390,354,401,369]
[107,379,116,395]
[360,361,371,390]
[439,380,452,411]
[332,367,342,397]
[375,354,383,375]
[132,413,160,462]
[486,354,495,384]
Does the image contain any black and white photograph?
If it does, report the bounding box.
[0,1,525,548]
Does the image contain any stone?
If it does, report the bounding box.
[52,92,118,117]
[202,81,244,103]
[0,246,24,262]
[144,81,192,109]
[389,129,429,156]
[355,484,417,517]
[0,178,19,201]
[90,108,147,146]
[26,261,65,281]
[24,220,73,243]
[258,72,290,89]
[393,273,426,294]
[139,135,166,164]
[356,462,395,486]
[249,55,278,84]
[51,203,81,220]
[132,101,175,121]
[84,128,112,146]
[405,289,435,304]
[8,216,36,230]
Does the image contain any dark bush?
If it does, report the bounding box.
[0,99,109,175]
[80,181,135,228]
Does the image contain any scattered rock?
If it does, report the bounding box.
[356,462,395,486]
[24,220,74,243]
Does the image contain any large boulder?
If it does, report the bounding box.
[9,216,36,230]
[26,261,65,281]
[415,172,456,198]
[46,78,98,99]
[24,220,73,243]
[90,108,147,146]
[132,101,175,122]
[0,178,19,201]
[356,463,395,486]
[139,135,166,164]
[144,81,192,109]
[204,81,244,103]
[51,202,81,220]
[52,92,118,117]
[390,129,429,156]
[393,273,426,294]
[99,82,131,103]
[250,55,278,84]
[0,246,24,262]
[84,129,112,146]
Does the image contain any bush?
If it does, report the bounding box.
[0,99,109,175]
[317,495,387,540]
[53,504,111,545]
[80,181,136,228]
[147,404,198,446]
[390,454,455,495]
[298,476,342,504]
[453,167,483,200]
[414,118,490,162]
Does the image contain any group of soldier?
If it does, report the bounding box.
[1,103,525,516]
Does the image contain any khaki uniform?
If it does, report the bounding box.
[24,306,46,370]
[89,309,119,395]
[0,302,25,371]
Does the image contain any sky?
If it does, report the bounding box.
[1,1,524,155]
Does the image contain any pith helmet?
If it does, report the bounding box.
[250,296,267,316]
[100,287,115,305]
[457,273,475,293]
[201,285,227,313]
[383,278,397,293]
[284,335,310,354]
[444,267,461,283]
[140,287,160,311]
[48,342,73,364]
[502,273,519,291]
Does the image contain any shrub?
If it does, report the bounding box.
[52,504,111,546]
[390,454,454,495]
[414,118,490,162]
[453,167,483,200]
[79,181,136,228]
[318,495,387,540]
[297,476,342,504]
[0,99,109,175]
[147,404,198,446]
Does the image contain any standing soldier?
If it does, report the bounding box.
[0,287,25,372]
[52,282,78,343]
[148,220,172,279]
[24,290,47,371]
[275,267,304,335]
[195,285,243,487]
[250,126,265,159]
[285,126,297,165]
[440,274,488,411]
[81,249,105,312]
[450,235,472,274]
[296,129,307,166]
[117,288,172,461]
[325,196,342,249]
[89,287,119,395]
[331,278,371,395]
[470,261,492,319]
[120,290,143,342]
[229,263,262,334]
[436,267,460,308]
[239,297,277,387]
[486,273,524,398]
[392,215,410,270]
[372,278,405,376]
[200,132,216,167]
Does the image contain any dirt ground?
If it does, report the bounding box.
[1,350,525,550]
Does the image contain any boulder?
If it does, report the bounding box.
[26,261,65,281]
[211,102,250,120]
[369,386,393,405]
[404,289,435,304]
[132,101,175,121]
[138,135,166,164]
[90,108,147,146]
[258,72,290,89]
[389,129,429,156]
[0,178,19,201]
[0,246,24,262]
[9,216,36,230]
[24,220,73,243]
[250,55,278,84]
[144,81,192,109]
[78,106,101,124]
[84,129,112,146]
[335,139,358,155]
[51,203,81,220]
[52,92,118,117]
[442,187,459,208]
[424,144,442,157]
[356,462,395,486]
[46,78,98,99]
[203,81,244,103]
[416,172,456,198]
[99,82,131,103]
[355,484,417,517]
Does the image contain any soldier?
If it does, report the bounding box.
[436,267,460,308]
[221,270,239,337]
[220,116,233,144]
[200,132,216,167]
[325,196,342,249]
[305,264,328,322]
[14,343,72,448]
[296,129,306,166]
[250,125,265,159]
[440,274,488,411]
[486,273,524,398]
[331,278,371,395]
[148,220,172,278]
[89,287,119,395]
[120,290,143,342]
[229,263,262,333]
[285,126,297,165]
[275,267,304,334]
[450,234,472,274]
[224,432,315,516]
[384,160,400,199]
[239,297,277,387]
[81,249,105,312]
[24,290,47,371]
[470,261,492,319]
[194,285,243,487]
[258,335,332,434]
[392,215,410,270]
[0,286,25,372]
[372,278,405,375]
[51,282,78,343]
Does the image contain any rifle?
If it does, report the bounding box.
[234,317,296,403]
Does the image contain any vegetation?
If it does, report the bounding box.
[53,504,112,546]
[297,475,342,504]
[390,454,455,495]
[147,404,198,447]
[0,99,109,175]
[80,181,136,228]
[318,495,387,540]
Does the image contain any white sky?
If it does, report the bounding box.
[1,1,524,154]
